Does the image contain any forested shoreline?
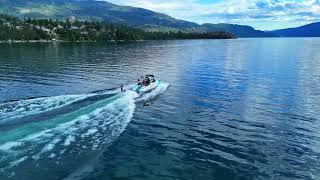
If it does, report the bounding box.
[0,14,235,42]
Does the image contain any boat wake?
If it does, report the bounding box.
[0,82,169,179]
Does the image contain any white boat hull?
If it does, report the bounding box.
[134,79,160,94]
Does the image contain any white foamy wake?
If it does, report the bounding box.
[0,91,136,178]
[0,82,169,179]
[0,94,93,124]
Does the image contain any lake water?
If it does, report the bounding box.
[0,39,320,180]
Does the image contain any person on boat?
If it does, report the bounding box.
[145,77,150,85]
[141,78,146,86]
[142,77,150,86]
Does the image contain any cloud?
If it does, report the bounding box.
[106,0,320,30]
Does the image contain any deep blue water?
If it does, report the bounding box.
[0,39,320,180]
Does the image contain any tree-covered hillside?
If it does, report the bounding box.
[0,0,276,37]
[0,0,200,32]
[0,14,235,41]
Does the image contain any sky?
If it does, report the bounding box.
[106,0,320,30]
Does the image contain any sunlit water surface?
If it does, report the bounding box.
[0,39,320,180]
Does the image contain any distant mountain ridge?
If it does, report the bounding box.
[201,23,275,38]
[0,0,200,31]
[270,22,320,37]
[0,0,275,37]
[1,0,318,37]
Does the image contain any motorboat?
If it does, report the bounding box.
[134,75,160,94]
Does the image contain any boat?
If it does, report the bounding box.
[134,75,160,94]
